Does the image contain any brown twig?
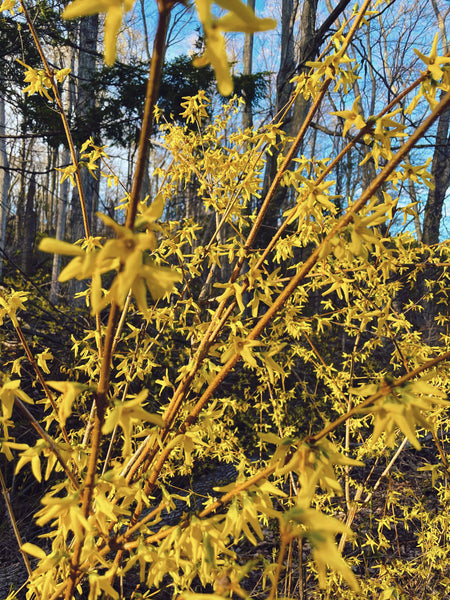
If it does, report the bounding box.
[12,317,71,445]
[19,0,90,238]
[0,467,33,579]
[64,3,175,596]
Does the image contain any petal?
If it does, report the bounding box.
[131,277,148,314]
[195,0,212,24]
[194,28,233,96]
[58,257,85,281]
[63,0,111,20]
[217,12,276,33]
[39,238,84,256]
[104,5,123,65]
[142,264,182,300]
[97,212,129,237]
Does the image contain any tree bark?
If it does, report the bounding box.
[256,0,353,251]
[255,0,305,250]
[242,0,256,130]
[71,14,99,244]
[50,44,76,302]
[422,102,450,245]
[22,170,36,274]
[423,0,450,245]
[50,146,70,303]
[69,15,99,303]
[0,95,10,281]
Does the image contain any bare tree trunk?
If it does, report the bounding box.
[422,0,449,245]
[288,0,319,138]
[255,0,304,250]
[0,95,10,281]
[71,14,99,244]
[22,171,36,274]
[256,0,355,250]
[15,120,27,249]
[50,45,76,302]
[422,101,450,245]
[242,0,256,130]
[70,15,99,303]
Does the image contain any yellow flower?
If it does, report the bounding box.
[180,91,211,125]
[39,208,181,315]
[47,381,88,427]
[414,33,450,81]
[17,60,53,101]
[102,390,165,456]
[0,0,20,14]
[62,0,135,65]
[54,67,71,83]
[284,505,358,591]
[55,164,78,186]
[330,96,366,137]
[194,0,276,95]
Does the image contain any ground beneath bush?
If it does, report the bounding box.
[0,438,448,599]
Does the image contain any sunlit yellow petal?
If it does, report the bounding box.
[39,238,84,256]
[217,12,276,33]
[104,5,123,65]
[194,28,233,96]
[142,264,182,300]
[62,0,109,19]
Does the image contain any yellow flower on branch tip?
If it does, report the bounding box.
[17,59,53,101]
[0,289,28,325]
[414,33,450,81]
[55,164,78,186]
[330,96,366,137]
[39,214,181,315]
[137,193,165,226]
[0,379,33,420]
[284,506,358,591]
[54,67,71,83]
[62,0,135,65]
[194,27,233,96]
[194,0,276,95]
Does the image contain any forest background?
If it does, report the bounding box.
[1,0,450,599]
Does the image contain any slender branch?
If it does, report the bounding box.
[338,435,410,552]
[64,2,175,595]
[0,467,33,580]
[125,2,174,229]
[12,317,70,444]
[19,0,90,238]
[310,347,450,444]
[269,535,288,600]
[65,303,120,599]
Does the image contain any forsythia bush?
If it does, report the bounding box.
[1,0,450,599]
